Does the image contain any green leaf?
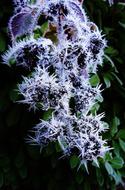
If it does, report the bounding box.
[104,54,118,72]
[70,155,79,169]
[117,129,125,139]
[89,74,100,86]
[110,156,124,169]
[96,95,103,103]
[105,162,114,175]
[42,109,53,120]
[104,152,112,162]
[92,158,99,168]
[91,103,100,114]
[112,140,120,157]
[110,117,120,137]
[119,21,125,29]
[105,47,118,56]
[55,142,61,152]
[9,58,16,65]
[118,2,125,6]
[41,22,49,34]
[58,136,68,151]
[112,170,122,185]
[103,75,111,88]
[119,138,125,152]
[96,168,104,186]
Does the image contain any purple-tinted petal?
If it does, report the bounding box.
[68,1,86,22]
[9,11,34,39]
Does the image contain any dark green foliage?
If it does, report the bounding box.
[0,0,125,189]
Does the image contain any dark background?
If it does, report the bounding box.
[0,0,125,189]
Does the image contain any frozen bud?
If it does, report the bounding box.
[89,35,106,55]
[70,79,101,113]
[32,118,64,147]
[77,113,107,135]
[75,133,109,161]
[69,73,82,88]
[2,36,54,68]
[18,66,71,110]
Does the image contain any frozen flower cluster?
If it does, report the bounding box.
[3,0,110,166]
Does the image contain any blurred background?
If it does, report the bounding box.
[0,0,125,189]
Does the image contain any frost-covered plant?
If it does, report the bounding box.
[3,0,111,169]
